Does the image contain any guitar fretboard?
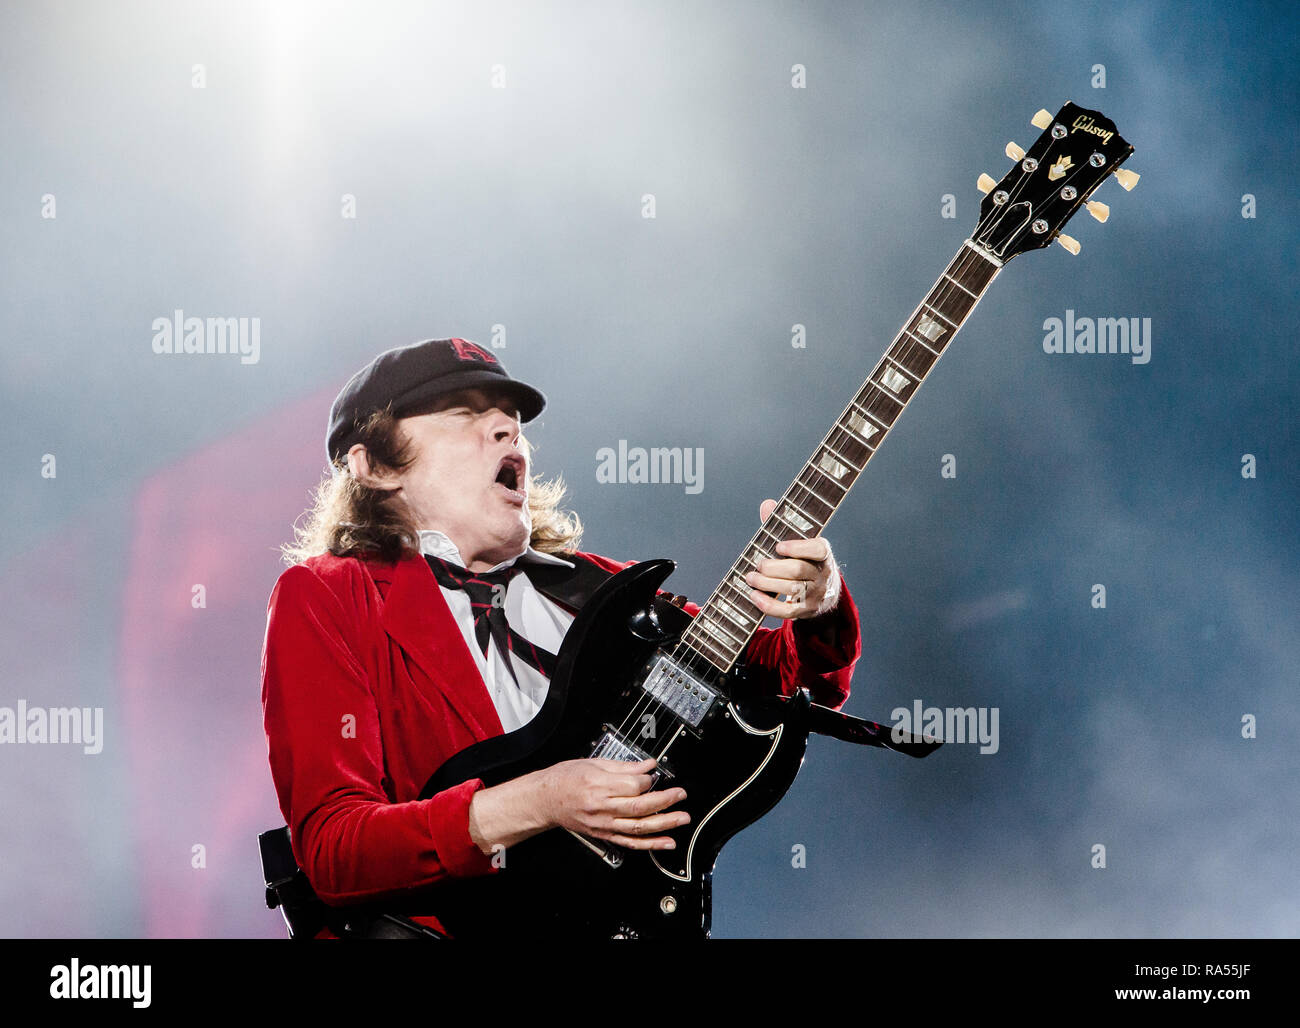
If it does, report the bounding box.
[677,240,1002,673]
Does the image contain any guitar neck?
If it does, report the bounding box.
[679,239,1003,673]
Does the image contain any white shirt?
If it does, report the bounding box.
[417,530,577,734]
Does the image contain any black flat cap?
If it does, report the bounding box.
[326,337,546,463]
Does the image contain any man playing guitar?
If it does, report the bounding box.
[260,337,861,938]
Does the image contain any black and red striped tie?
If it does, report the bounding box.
[424,555,557,682]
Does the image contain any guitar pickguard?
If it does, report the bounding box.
[649,701,784,882]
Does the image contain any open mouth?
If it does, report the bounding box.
[493,454,526,501]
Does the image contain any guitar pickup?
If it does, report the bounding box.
[638,654,719,728]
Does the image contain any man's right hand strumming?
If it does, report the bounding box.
[466,757,689,855]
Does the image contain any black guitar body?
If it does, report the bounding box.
[415,559,812,940]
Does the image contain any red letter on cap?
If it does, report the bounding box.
[449,338,498,364]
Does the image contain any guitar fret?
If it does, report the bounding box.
[687,613,739,650]
[775,502,816,534]
[767,507,808,536]
[763,507,795,533]
[840,409,881,448]
[803,461,852,494]
[789,479,838,516]
[826,421,874,458]
[863,379,906,407]
[828,428,874,468]
[684,632,733,670]
[722,584,760,621]
[795,476,842,509]
[858,383,904,424]
[712,597,753,631]
[695,611,745,649]
[789,476,834,505]
[838,426,878,453]
[879,356,918,395]
[722,569,753,592]
[712,587,754,618]
[928,284,975,324]
[943,272,978,299]
[821,437,865,472]
[903,328,941,356]
[780,496,822,530]
[922,302,957,329]
[883,352,921,378]
[816,449,858,480]
[888,340,938,378]
[849,399,890,434]
[786,498,831,533]
[714,580,764,621]
[682,620,716,649]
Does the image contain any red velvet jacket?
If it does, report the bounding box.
[260,548,860,935]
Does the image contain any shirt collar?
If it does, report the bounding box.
[416,529,574,573]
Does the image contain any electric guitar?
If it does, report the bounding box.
[414,102,1137,939]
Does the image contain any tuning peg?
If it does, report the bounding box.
[1031,109,1053,129]
[1055,233,1081,255]
[1086,200,1110,223]
[1005,141,1025,161]
[977,173,997,194]
[1113,168,1140,191]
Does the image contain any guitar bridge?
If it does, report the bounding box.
[571,728,677,868]
[591,728,673,787]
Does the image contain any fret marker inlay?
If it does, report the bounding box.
[698,619,732,645]
[880,366,910,394]
[916,315,944,342]
[846,411,879,442]
[817,453,851,480]
[714,599,749,629]
[781,505,814,533]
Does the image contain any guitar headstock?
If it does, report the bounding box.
[972,102,1135,261]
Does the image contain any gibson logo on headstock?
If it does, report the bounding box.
[1071,115,1114,145]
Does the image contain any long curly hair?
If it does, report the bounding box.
[281,404,583,566]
